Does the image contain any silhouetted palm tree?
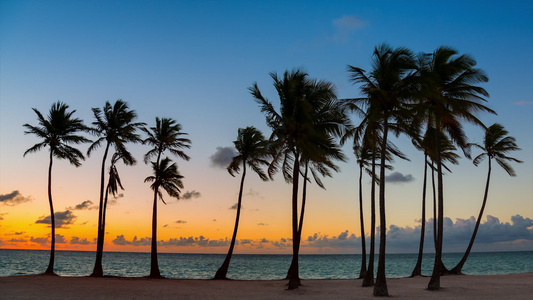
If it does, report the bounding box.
[410,127,459,277]
[142,117,191,278]
[284,80,348,281]
[145,157,184,278]
[88,100,144,277]
[341,101,405,286]
[214,126,270,279]
[347,44,417,296]
[353,145,371,278]
[417,47,495,290]
[23,101,89,275]
[251,69,347,289]
[100,152,131,248]
[449,123,522,274]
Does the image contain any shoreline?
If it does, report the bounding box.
[2,273,532,299]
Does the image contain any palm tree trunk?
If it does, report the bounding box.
[44,151,55,275]
[373,119,389,297]
[431,160,437,251]
[362,152,376,287]
[286,163,309,280]
[215,161,247,279]
[150,185,161,278]
[450,159,492,274]
[92,142,110,277]
[358,162,367,279]
[411,155,428,277]
[428,132,444,290]
[430,160,449,275]
[287,152,301,290]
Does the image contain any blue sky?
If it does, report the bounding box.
[1,0,532,253]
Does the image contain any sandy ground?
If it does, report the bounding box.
[1,273,532,299]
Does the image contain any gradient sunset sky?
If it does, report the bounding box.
[1,0,532,255]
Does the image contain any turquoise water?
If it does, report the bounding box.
[1,249,532,279]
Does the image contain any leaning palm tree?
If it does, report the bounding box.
[449,123,522,274]
[145,157,184,278]
[418,47,496,290]
[347,44,417,296]
[214,126,270,279]
[142,117,191,278]
[87,100,145,277]
[23,101,90,275]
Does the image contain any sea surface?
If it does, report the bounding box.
[1,249,532,279]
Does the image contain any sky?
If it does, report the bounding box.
[1,0,532,255]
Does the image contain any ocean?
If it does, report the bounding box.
[1,249,531,279]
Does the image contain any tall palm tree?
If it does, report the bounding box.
[410,127,459,276]
[145,157,184,278]
[87,100,145,277]
[449,123,522,274]
[214,126,270,279]
[417,47,496,290]
[341,100,405,286]
[142,117,191,278]
[353,145,371,278]
[285,81,349,281]
[251,69,347,289]
[347,44,417,296]
[23,101,90,275]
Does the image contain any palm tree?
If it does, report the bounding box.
[449,123,522,274]
[145,157,184,278]
[347,44,417,296]
[214,126,270,279]
[341,100,406,286]
[100,152,131,247]
[87,100,145,277]
[142,117,191,278]
[410,127,459,277]
[23,102,89,275]
[284,80,349,281]
[251,69,347,289]
[353,145,371,278]
[417,47,496,290]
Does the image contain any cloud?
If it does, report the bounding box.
[112,235,151,246]
[0,191,32,206]
[30,236,49,246]
[514,101,533,105]
[209,147,237,168]
[304,231,359,249]
[330,15,366,43]
[68,200,97,210]
[182,190,201,200]
[257,223,268,226]
[35,210,77,228]
[56,234,67,244]
[176,220,187,224]
[70,236,93,245]
[382,214,533,253]
[385,172,414,183]
[229,203,240,210]
[246,189,263,198]
[9,238,27,243]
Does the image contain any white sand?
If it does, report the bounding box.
[1,273,532,299]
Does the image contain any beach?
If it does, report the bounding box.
[1,273,532,299]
